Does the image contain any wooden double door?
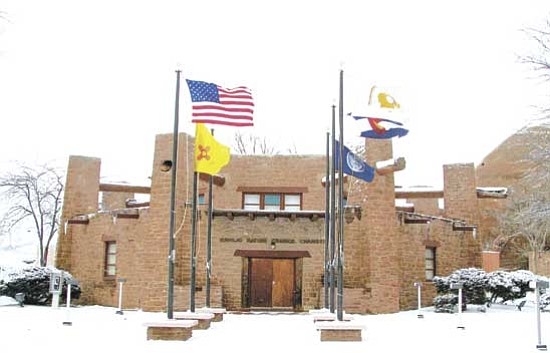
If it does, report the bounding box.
[249,258,295,309]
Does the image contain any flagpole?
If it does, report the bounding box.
[337,69,345,321]
[206,129,214,308]
[167,70,181,319]
[323,130,330,309]
[329,104,336,313]
[189,171,198,312]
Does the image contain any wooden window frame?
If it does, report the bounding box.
[425,246,436,281]
[104,241,117,278]
[242,192,303,211]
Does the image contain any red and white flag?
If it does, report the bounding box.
[186,79,254,127]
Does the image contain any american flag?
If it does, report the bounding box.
[186,79,254,127]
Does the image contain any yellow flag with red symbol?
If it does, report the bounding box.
[194,123,231,175]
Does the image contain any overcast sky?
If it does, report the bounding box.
[1,0,549,188]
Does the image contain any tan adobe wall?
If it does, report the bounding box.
[397,218,476,310]
[443,163,481,268]
[101,191,134,211]
[58,131,490,314]
[56,156,101,272]
[216,154,327,210]
[342,139,400,314]
[204,216,325,310]
[407,198,440,215]
[68,212,146,307]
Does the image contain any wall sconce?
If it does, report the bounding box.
[270,239,276,250]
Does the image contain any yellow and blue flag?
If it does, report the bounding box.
[350,86,408,139]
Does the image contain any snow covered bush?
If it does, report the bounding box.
[541,292,550,310]
[433,268,488,307]
[486,270,536,303]
[433,294,458,313]
[0,266,80,305]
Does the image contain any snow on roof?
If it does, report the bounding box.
[395,199,414,207]
[476,187,508,193]
[476,187,508,198]
[375,158,395,169]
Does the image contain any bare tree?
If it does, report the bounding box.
[521,19,550,82]
[523,127,550,190]
[520,19,550,121]
[233,131,278,155]
[0,164,64,266]
[494,194,550,273]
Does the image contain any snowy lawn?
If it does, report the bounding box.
[0,302,548,353]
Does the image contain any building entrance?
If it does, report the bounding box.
[249,258,295,308]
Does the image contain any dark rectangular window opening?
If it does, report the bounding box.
[425,247,436,281]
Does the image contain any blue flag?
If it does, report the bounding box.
[334,141,375,183]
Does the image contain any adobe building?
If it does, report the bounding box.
[55,132,507,314]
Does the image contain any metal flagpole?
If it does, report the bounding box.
[337,69,345,321]
[206,129,214,308]
[329,104,336,313]
[323,131,330,309]
[190,171,199,312]
[167,70,181,319]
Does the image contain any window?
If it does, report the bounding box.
[264,194,281,210]
[243,193,302,211]
[244,194,261,210]
[105,241,117,277]
[284,194,301,211]
[425,247,436,280]
[198,194,206,205]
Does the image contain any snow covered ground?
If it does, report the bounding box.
[0,301,548,353]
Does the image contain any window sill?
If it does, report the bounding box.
[103,276,116,283]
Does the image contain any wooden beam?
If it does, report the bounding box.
[476,188,508,199]
[212,209,325,220]
[396,205,415,212]
[115,213,139,219]
[198,173,226,187]
[376,157,406,175]
[234,250,311,258]
[67,218,89,225]
[452,223,476,231]
[236,186,308,193]
[395,190,444,199]
[99,183,151,194]
[125,201,150,208]
[404,218,430,224]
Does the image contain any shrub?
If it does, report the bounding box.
[486,270,536,303]
[433,294,458,313]
[433,268,488,307]
[0,266,80,305]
